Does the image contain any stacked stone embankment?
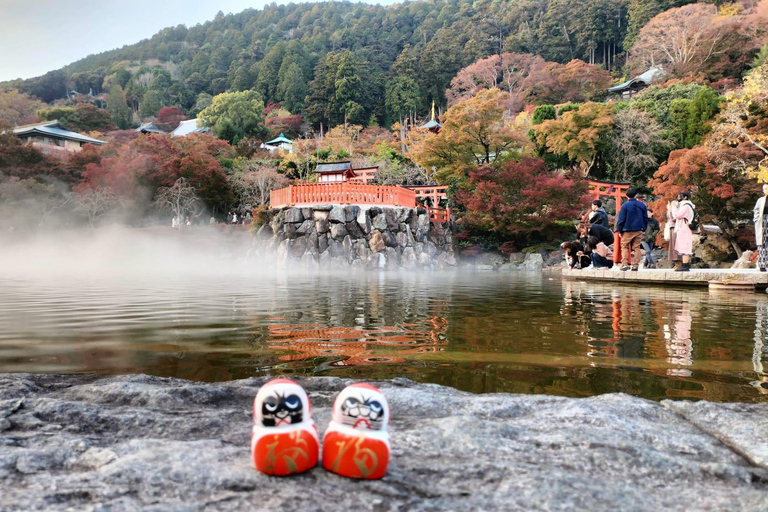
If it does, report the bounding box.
[255,205,457,269]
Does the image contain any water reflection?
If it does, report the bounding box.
[0,274,765,402]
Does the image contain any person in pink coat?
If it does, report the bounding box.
[670,191,696,272]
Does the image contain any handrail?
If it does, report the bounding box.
[270,182,417,208]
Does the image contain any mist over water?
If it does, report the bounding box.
[0,227,767,402]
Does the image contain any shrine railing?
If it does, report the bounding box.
[270,183,417,208]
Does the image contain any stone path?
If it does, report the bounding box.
[1,374,767,511]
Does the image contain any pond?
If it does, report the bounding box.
[0,272,766,403]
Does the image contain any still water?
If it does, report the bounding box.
[0,272,766,402]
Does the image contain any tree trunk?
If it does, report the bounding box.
[717,220,743,258]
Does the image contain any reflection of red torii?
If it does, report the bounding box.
[587,180,631,211]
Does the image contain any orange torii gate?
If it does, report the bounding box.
[586,180,631,211]
[586,180,632,264]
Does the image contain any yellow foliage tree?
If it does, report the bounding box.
[709,63,768,181]
[409,88,528,184]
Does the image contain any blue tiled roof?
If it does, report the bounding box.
[13,121,106,145]
[315,161,352,173]
[265,132,293,144]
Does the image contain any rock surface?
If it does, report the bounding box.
[0,374,767,511]
[257,206,456,270]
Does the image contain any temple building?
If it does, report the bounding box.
[171,119,210,137]
[13,120,106,153]
[260,133,294,153]
[315,161,357,183]
[608,67,666,100]
[136,122,166,134]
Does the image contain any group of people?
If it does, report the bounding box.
[562,189,697,272]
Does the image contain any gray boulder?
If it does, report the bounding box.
[284,208,304,224]
[4,375,765,511]
[329,206,346,223]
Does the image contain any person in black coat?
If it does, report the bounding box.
[577,222,614,247]
[588,200,610,228]
[641,209,661,269]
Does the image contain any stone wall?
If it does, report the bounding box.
[254,205,457,269]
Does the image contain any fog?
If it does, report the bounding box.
[0,226,273,280]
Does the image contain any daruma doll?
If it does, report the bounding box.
[322,383,390,479]
[251,379,319,476]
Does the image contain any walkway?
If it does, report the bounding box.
[563,267,768,289]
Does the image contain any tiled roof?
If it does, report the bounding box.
[171,119,210,136]
[265,132,293,144]
[608,67,666,93]
[315,161,352,173]
[13,121,106,145]
[136,122,166,134]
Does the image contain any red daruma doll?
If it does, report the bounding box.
[251,379,319,476]
[322,383,390,479]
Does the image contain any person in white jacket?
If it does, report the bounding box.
[754,184,768,271]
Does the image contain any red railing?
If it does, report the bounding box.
[427,206,451,223]
[270,183,417,208]
[409,185,449,205]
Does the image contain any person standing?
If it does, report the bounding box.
[671,191,695,272]
[642,209,661,269]
[616,188,648,271]
[754,184,768,271]
[588,200,610,228]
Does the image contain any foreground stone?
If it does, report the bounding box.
[0,375,767,511]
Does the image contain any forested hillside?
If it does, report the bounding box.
[3,0,707,127]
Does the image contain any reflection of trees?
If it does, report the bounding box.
[266,315,449,366]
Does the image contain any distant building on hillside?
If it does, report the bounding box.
[171,119,210,137]
[608,67,666,100]
[136,122,166,134]
[420,101,442,133]
[315,161,357,183]
[13,120,106,153]
[260,132,294,153]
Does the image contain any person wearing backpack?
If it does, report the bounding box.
[670,191,696,272]
[753,183,768,271]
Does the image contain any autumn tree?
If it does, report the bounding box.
[106,85,133,130]
[608,106,672,182]
[198,90,268,144]
[535,102,614,177]
[411,89,527,184]
[455,157,590,239]
[0,90,44,126]
[629,4,727,78]
[708,63,768,180]
[230,159,288,209]
[154,178,203,227]
[73,186,121,228]
[649,146,761,256]
[156,107,188,132]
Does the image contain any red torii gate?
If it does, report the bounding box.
[586,179,631,211]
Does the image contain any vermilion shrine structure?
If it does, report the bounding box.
[270,161,451,222]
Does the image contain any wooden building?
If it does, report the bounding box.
[315,161,357,183]
[608,67,666,100]
[13,120,106,153]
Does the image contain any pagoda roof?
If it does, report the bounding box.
[265,132,293,145]
[421,120,442,129]
[13,120,106,145]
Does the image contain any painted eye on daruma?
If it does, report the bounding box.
[285,395,301,409]
[265,402,277,412]
[369,401,382,413]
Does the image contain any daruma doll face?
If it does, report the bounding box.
[254,379,311,427]
[332,383,389,431]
